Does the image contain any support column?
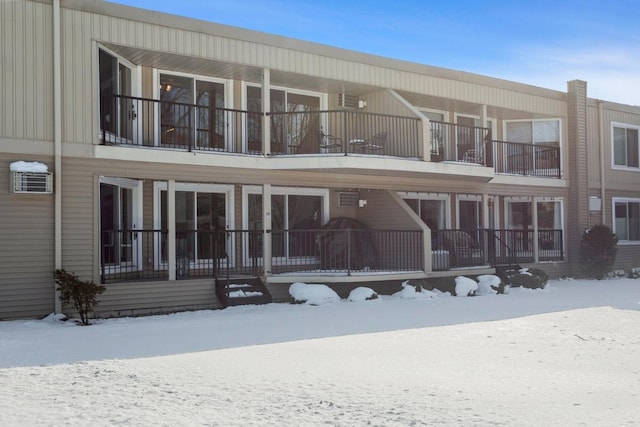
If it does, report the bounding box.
[53,0,62,313]
[262,184,272,276]
[262,68,271,156]
[167,180,176,280]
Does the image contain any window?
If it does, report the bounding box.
[399,193,450,230]
[154,183,235,265]
[504,197,564,260]
[506,120,560,146]
[245,85,321,154]
[158,72,228,149]
[613,198,640,242]
[98,48,138,144]
[99,177,143,270]
[504,119,561,176]
[242,186,329,260]
[612,124,639,168]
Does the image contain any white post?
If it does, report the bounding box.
[168,180,176,280]
[262,184,272,276]
[262,68,271,155]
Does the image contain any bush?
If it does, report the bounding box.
[54,269,106,325]
[578,225,618,280]
[509,268,548,289]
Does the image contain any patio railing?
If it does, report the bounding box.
[267,110,421,158]
[492,140,561,178]
[100,227,563,283]
[430,121,491,165]
[101,94,261,154]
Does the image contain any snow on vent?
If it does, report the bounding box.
[10,161,53,194]
[338,191,359,207]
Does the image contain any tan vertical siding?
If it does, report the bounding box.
[1,0,53,141]
[0,155,55,319]
[357,190,420,230]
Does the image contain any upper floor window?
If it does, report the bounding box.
[613,198,640,243]
[612,123,639,168]
[505,119,560,146]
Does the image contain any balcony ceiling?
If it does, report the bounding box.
[104,44,378,96]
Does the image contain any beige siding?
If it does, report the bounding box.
[1,0,53,142]
[0,155,55,319]
[91,279,221,318]
[357,190,420,230]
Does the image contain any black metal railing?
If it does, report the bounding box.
[101,94,262,154]
[492,140,561,178]
[430,121,491,165]
[430,228,565,270]
[100,227,563,282]
[269,228,423,274]
[267,110,421,158]
[100,229,168,283]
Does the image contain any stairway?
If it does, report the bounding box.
[215,276,272,308]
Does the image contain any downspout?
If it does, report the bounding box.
[53,0,62,313]
[597,100,606,225]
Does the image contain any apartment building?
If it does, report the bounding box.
[2,0,639,319]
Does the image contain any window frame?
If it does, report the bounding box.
[611,122,640,171]
[612,197,640,244]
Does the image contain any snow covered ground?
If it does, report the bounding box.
[1,278,639,426]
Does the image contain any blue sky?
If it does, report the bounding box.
[111,0,639,105]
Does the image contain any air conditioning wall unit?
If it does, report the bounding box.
[337,93,358,109]
[10,171,54,194]
[338,191,359,207]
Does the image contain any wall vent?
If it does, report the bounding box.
[337,93,358,109]
[11,171,53,194]
[338,191,359,207]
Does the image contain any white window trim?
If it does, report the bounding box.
[99,176,144,273]
[612,197,640,245]
[397,192,451,229]
[611,122,640,171]
[95,43,142,144]
[153,69,233,149]
[153,182,236,267]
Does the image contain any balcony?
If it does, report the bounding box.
[101,94,561,178]
[100,227,563,283]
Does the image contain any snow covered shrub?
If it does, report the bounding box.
[393,281,436,299]
[509,268,548,289]
[454,276,477,297]
[289,282,340,305]
[347,287,378,302]
[476,275,501,295]
[54,269,106,325]
[578,224,618,280]
[606,269,627,279]
[629,267,640,279]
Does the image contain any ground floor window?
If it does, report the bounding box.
[99,177,143,269]
[399,192,450,230]
[613,198,640,242]
[154,182,235,265]
[243,186,329,259]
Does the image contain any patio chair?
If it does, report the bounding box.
[361,132,387,154]
[445,230,484,267]
[319,131,342,152]
[462,148,483,164]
